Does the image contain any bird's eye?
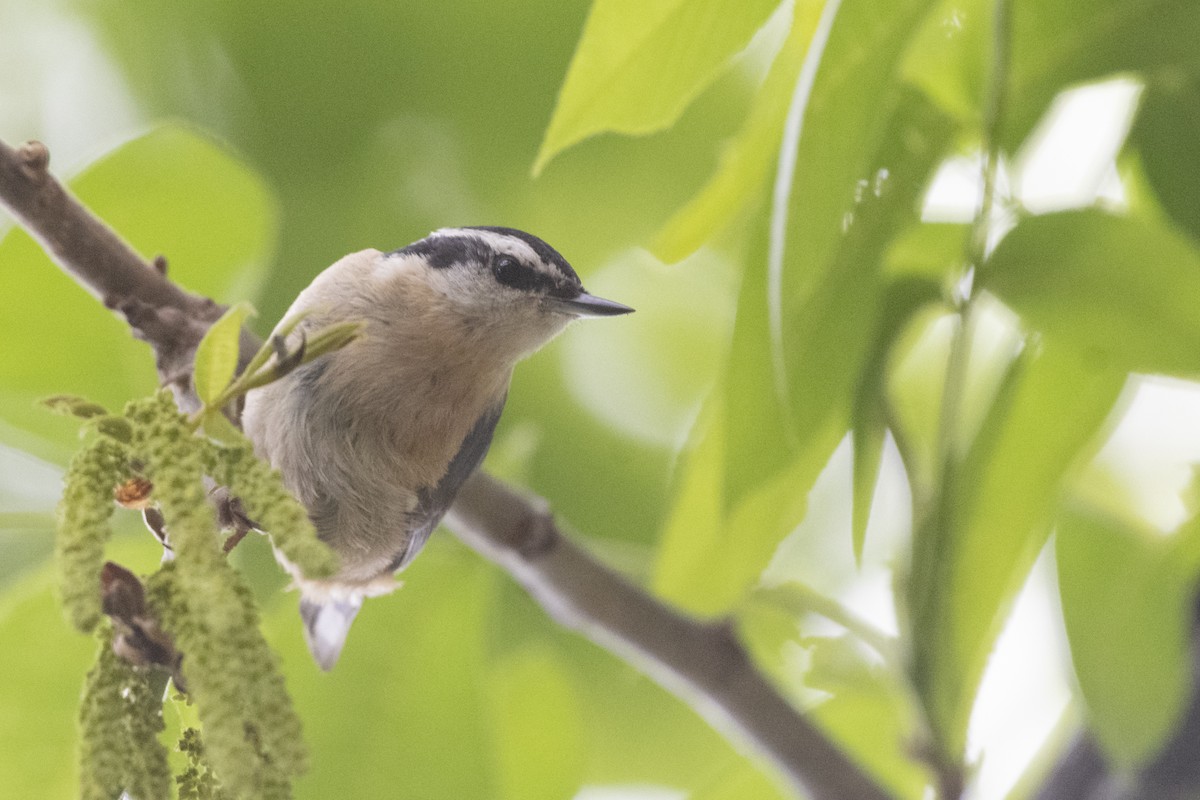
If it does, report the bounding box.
[492,255,539,291]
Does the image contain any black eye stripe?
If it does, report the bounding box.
[389,230,584,299]
[388,236,492,270]
[492,255,552,292]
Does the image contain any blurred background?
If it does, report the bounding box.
[3,0,1200,798]
[0,1,786,797]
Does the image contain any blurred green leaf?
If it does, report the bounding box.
[193,301,254,406]
[737,602,926,798]
[689,763,789,800]
[1056,501,1196,768]
[986,210,1200,376]
[0,125,277,462]
[198,408,246,445]
[902,0,989,123]
[885,222,970,281]
[0,569,94,799]
[652,0,818,262]
[534,0,784,174]
[1131,70,1200,243]
[776,8,950,440]
[851,278,941,561]
[806,636,931,799]
[277,543,496,799]
[657,92,953,614]
[1004,0,1200,149]
[0,537,163,800]
[774,0,938,324]
[906,341,1125,756]
[485,645,585,800]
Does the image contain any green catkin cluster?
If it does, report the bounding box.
[78,624,171,800]
[147,561,307,799]
[176,727,232,800]
[210,443,339,579]
[56,435,129,632]
[133,391,307,798]
[59,389,326,800]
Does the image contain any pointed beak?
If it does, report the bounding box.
[546,291,635,318]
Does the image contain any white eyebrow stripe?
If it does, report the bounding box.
[432,227,559,279]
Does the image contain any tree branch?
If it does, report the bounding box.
[448,473,894,800]
[0,137,250,409]
[0,136,893,800]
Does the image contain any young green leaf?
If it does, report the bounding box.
[534,0,784,175]
[198,409,246,446]
[238,309,313,382]
[905,341,1125,756]
[1057,501,1194,768]
[192,301,255,406]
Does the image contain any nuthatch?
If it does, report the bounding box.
[242,227,632,669]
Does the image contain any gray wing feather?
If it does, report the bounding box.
[391,397,506,570]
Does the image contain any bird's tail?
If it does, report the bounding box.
[299,595,363,671]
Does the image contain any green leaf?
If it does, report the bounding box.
[905,341,1126,756]
[199,408,246,445]
[651,0,819,262]
[0,125,278,462]
[985,210,1200,376]
[484,645,585,800]
[655,92,954,614]
[1056,501,1195,768]
[901,0,989,123]
[193,301,255,406]
[1130,69,1200,243]
[851,278,941,562]
[779,90,955,473]
[534,0,784,175]
[1004,0,1200,149]
[805,636,932,799]
[884,222,970,281]
[773,0,940,349]
[0,570,95,800]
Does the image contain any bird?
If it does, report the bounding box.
[241,226,632,669]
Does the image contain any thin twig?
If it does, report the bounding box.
[912,2,1014,797]
[0,135,895,800]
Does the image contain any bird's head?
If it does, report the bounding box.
[380,226,633,359]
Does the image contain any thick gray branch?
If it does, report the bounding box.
[447,473,894,800]
[0,136,893,800]
[0,139,231,400]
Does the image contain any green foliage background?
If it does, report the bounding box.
[2,0,1200,798]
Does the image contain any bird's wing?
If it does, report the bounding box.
[392,396,507,570]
